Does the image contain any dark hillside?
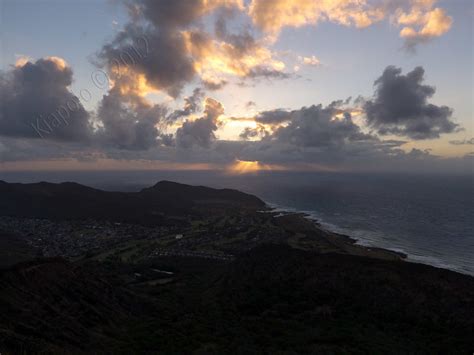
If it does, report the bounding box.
[0,180,265,224]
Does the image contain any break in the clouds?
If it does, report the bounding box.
[0,57,92,141]
[364,66,458,140]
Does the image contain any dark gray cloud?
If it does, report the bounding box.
[0,58,92,141]
[127,0,238,29]
[128,0,205,28]
[98,1,252,98]
[167,88,205,121]
[215,7,293,82]
[239,124,269,140]
[239,127,259,140]
[246,101,257,109]
[98,24,195,98]
[95,0,222,149]
[254,109,291,124]
[245,67,293,80]
[364,66,458,139]
[176,98,223,148]
[202,78,228,91]
[226,103,391,170]
[96,87,168,150]
[214,9,258,57]
[98,0,292,101]
[450,138,474,146]
[271,105,370,148]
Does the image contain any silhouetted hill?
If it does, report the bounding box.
[0,180,265,225]
[140,180,265,215]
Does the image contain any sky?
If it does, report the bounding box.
[0,0,473,174]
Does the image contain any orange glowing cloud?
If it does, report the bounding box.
[15,55,68,70]
[192,0,245,18]
[108,66,158,101]
[14,56,31,68]
[398,7,452,41]
[249,0,385,35]
[183,30,285,82]
[248,0,451,46]
[44,56,68,70]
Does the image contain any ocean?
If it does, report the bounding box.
[1,170,473,276]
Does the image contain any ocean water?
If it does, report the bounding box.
[243,173,474,276]
[2,170,473,275]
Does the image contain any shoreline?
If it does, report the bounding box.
[270,210,407,262]
[263,203,473,276]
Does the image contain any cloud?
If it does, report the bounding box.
[0,57,92,141]
[245,67,292,80]
[95,86,169,150]
[127,0,243,29]
[229,108,291,140]
[176,98,224,148]
[246,101,257,109]
[95,0,253,150]
[1,93,470,175]
[254,109,291,124]
[364,66,458,139]
[98,0,291,98]
[397,5,452,50]
[0,1,466,175]
[97,24,196,98]
[298,55,321,67]
[183,29,289,84]
[449,138,474,146]
[248,0,385,35]
[271,104,371,148]
[202,78,228,91]
[239,124,268,140]
[226,102,387,169]
[248,0,451,49]
[0,56,170,152]
[167,88,205,121]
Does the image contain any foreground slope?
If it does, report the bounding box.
[1,245,473,353]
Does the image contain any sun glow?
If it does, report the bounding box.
[227,159,286,174]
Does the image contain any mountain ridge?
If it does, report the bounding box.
[0,180,266,225]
